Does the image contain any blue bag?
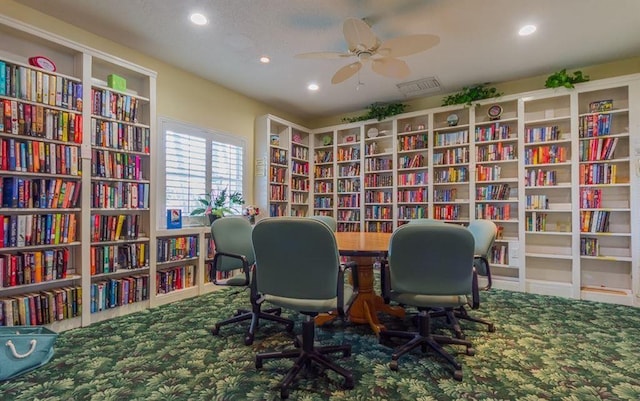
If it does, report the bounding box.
[0,327,58,381]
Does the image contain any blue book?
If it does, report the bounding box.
[0,61,5,96]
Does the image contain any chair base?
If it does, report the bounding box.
[256,318,354,399]
[430,306,495,339]
[379,311,474,381]
[211,305,294,345]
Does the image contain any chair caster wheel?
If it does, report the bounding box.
[286,323,294,333]
[210,326,219,336]
[255,358,263,369]
[488,324,496,332]
[389,360,398,371]
[293,336,301,348]
[466,347,475,356]
[244,335,254,346]
[344,377,355,389]
[343,348,351,357]
[280,387,289,399]
[453,370,463,381]
[274,309,282,316]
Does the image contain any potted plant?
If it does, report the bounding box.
[190,188,244,224]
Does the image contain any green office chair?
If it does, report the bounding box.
[252,217,354,399]
[308,215,337,232]
[209,216,294,345]
[379,223,478,381]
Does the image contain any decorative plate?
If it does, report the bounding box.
[446,113,459,127]
[367,127,379,138]
[488,104,503,120]
[28,55,57,72]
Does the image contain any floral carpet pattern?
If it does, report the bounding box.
[1,285,640,401]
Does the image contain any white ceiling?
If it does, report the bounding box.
[15,0,640,120]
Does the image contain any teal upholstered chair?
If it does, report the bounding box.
[252,217,354,399]
[406,218,446,225]
[379,223,478,381]
[308,215,337,232]
[209,216,293,345]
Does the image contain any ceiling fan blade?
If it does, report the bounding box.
[371,57,410,79]
[295,51,352,59]
[343,18,378,52]
[377,34,440,58]
[331,61,362,84]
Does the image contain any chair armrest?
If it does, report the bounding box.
[380,259,391,304]
[474,255,493,291]
[336,263,346,316]
[470,268,480,310]
[212,251,251,286]
[341,260,358,289]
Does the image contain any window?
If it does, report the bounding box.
[158,118,246,227]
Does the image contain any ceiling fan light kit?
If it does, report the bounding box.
[297,17,440,85]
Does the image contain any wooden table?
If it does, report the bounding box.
[316,231,405,334]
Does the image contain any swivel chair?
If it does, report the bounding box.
[252,217,354,399]
[308,215,337,232]
[379,223,478,381]
[209,216,293,345]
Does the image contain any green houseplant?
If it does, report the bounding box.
[544,69,590,89]
[190,188,244,224]
[441,84,502,106]
[342,102,407,123]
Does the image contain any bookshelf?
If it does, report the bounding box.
[363,121,394,233]
[312,129,335,221]
[336,126,362,232]
[254,115,311,219]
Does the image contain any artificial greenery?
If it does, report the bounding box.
[190,188,244,218]
[342,102,407,123]
[544,69,590,89]
[441,84,502,106]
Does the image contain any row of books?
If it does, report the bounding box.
[0,248,69,288]
[90,275,149,313]
[291,176,308,191]
[336,147,360,161]
[291,160,309,175]
[269,148,287,165]
[338,222,361,232]
[0,61,83,111]
[338,164,360,177]
[291,192,307,204]
[397,133,428,151]
[313,150,332,164]
[525,213,547,232]
[579,188,602,209]
[290,144,309,160]
[314,181,333,193]
[91,181,149,209]
[365,205,393,220]
[525,194,549,210]
[399,153,425,169]
[579,163,617,185]
[578,137,619,162]
[476,204,511,220]
[313,197,332,209]
[0,286,82,326]
[269,165,286,183]
[314,165,333,179]
[490,244,509,265]
[268,204,287,217]
[476,143,517,162]
[434,147,469,165]
[434,130,469,147]
[0,213,77,248]
[1,99,83,142]
[578,113,612,138]
[366,221,393,233]
[268,184,287,201]
[90,214,142,242]
[433,204,461,220]
[397,205,428,220]
[337,210,360,221]
[433,166,469,183]
[90,243,148,275]
[476,165,503,182]
[337,178,360,192]
[157,236,198,263]
[91,118,150,153]
[397,188,427,203]
[398,171,427,186]
[337,194,359,208]
[0,137,81,175]
[91,88,141,123]
[475,123,511,142]
[524,126,560,143]
[580,237,599,257]
[475,183,511,200]
[525,169,557,187]
[365,190,393,204]
[156,265,196,294]
[2,177,81,209]
[524,145,568,165]
[434,188,457,202]
[364,173,392,187]
[91,149,145,180]
[580,210,610,233]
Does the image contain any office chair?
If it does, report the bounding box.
[379,223,478,381]
[209,216,294,345]
[252,217,354,399]
[308,214,337,232]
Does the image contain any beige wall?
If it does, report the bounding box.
[307,56,640,128]
[1,0,306,204]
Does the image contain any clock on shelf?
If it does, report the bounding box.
[446,113,459,127]
[488,104,503,120]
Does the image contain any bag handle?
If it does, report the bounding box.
[5,340,37,359]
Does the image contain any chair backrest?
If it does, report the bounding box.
[388,223,475,296]
[210,216,255,272]
[406,218,446,225]
[466,219,498,277]
[252,217,340,301]
[308,215,337,232]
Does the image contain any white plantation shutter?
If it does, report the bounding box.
[160,119,245,221]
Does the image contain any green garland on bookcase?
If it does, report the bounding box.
[544,69,590,89]
[441,84,502,106]
[342,102,407,123]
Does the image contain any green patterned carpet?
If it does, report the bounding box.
[1,285,640,401]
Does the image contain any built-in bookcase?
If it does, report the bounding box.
[312,130,335,220]
[336,126,362,232]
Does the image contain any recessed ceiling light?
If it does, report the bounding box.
[260,56,271,64]
[190,13,208,26]
[519,24,537,36]
[308,83,319,91]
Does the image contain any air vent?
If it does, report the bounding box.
[396,77,442,98]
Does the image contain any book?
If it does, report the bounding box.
[167,209,182,229]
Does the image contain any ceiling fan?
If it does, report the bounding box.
[295,17,440,84]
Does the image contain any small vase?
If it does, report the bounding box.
[249,216,256,225]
